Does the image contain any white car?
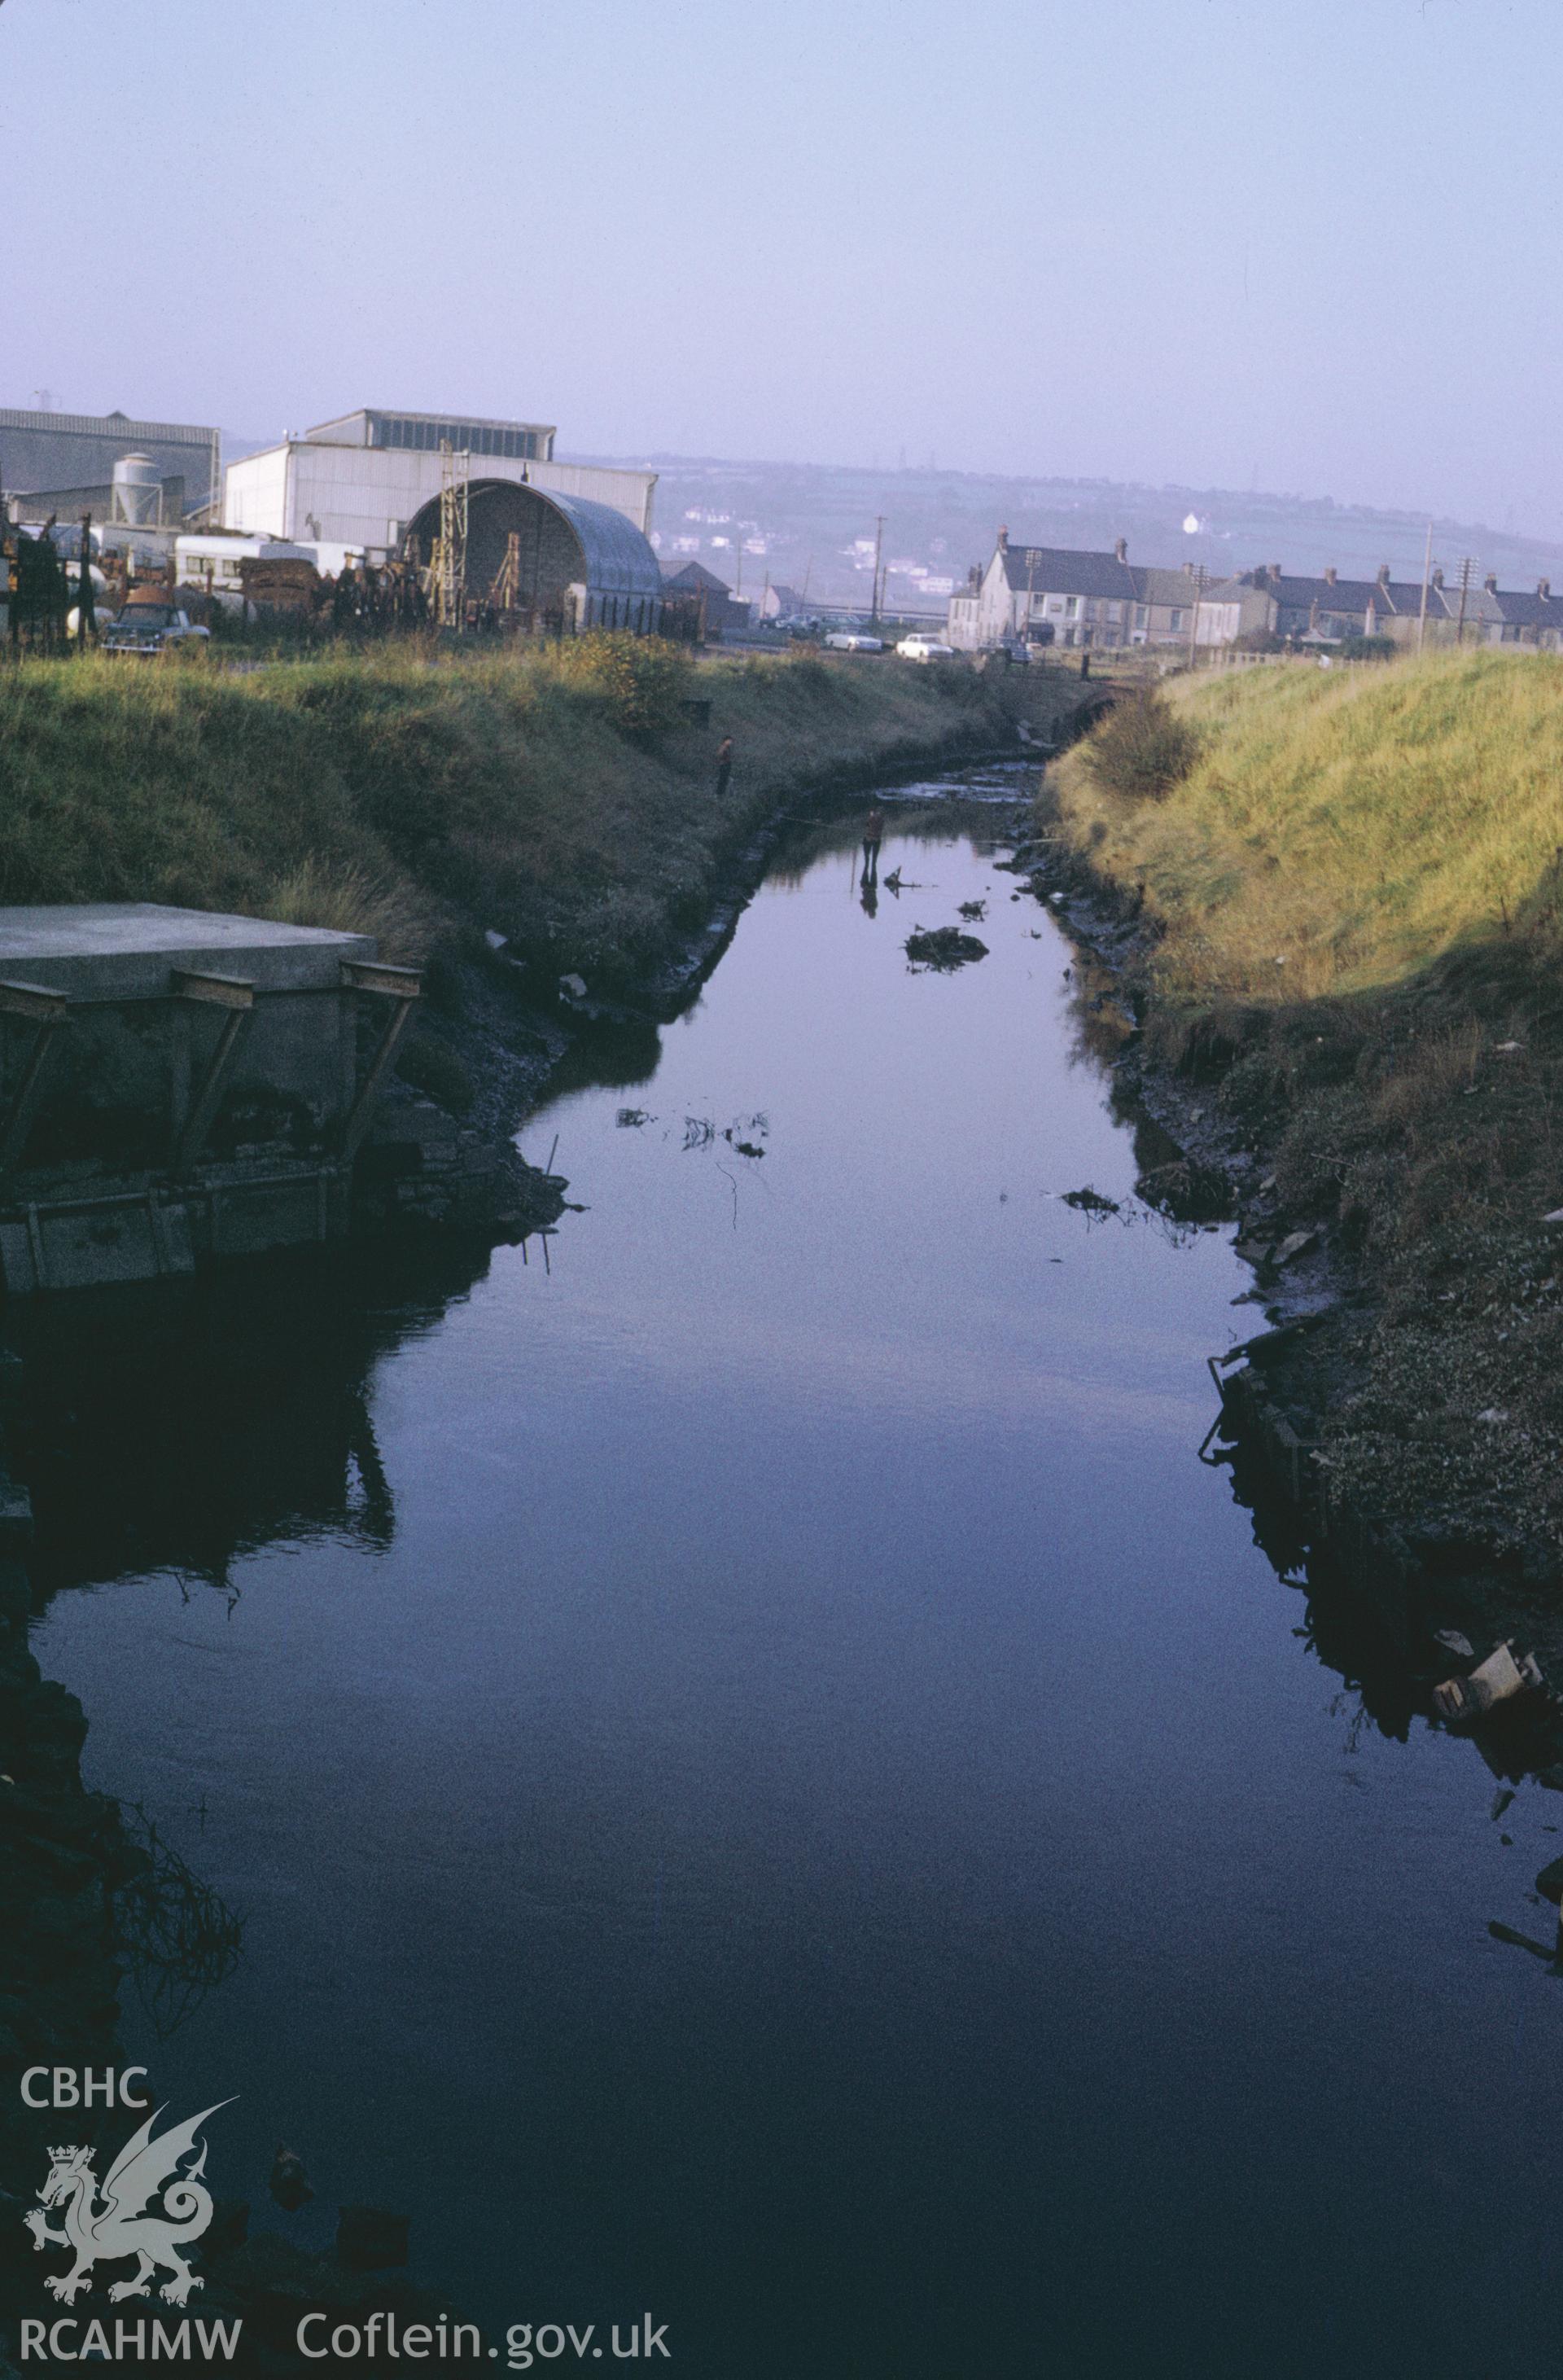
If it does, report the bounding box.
[824,630,884,652]
[896,633,956,662]
[102,605,211,656]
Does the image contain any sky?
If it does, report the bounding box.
[3,0,1561,528]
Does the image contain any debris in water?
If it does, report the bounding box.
[1434,1628,1474,1659]
[1486,1919,1559,1963]
[1434,1640,1543,1723]
[270,2145,313,2212]
[616,1107,654,1128]
[1491,1786,1517,1821]
[1062,1186,1120,1214]
[957,900,987,922]
[730,1141,764,1159]
[1274,1227,1320,1266]
[905,926,988,971]
[558,972,588,1002]
[1535,1856,1563,1904]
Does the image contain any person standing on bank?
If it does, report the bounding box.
[715,734,733,799]
[861,807,886,883]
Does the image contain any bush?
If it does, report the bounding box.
[1084,689,1200,803]
[1338,634,1397,663]
[549,633,693,737]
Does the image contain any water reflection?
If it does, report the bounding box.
[19,800,1563,2378]
[10,1237,497,1604]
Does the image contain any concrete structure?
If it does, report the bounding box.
[0,406,219,516]
[223,406,657,553]
[0,905,420,1292]
[403,480,664,632]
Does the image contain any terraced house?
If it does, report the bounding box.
[1197,562,1436,647]
[953,530,1215,650]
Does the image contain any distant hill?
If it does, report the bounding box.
[565,450,1563,615]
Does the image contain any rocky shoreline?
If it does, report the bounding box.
[1006,804,1563,1756]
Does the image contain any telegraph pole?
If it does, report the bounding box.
[1454,554,1477,647]
[1416,521,1433,654]
[870,515,885,623]
[1186,563,1205,670]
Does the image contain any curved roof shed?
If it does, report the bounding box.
[403,477,664,631]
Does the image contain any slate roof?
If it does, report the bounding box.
[997,544,1137,599]
[661,559,734,594]
[1131,566,1209,608]
[1492,585,1561,629]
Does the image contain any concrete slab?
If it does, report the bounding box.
[0,905,374,1001]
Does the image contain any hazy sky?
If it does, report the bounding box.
[4,0,1561,526]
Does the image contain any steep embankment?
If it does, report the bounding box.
[0,641,1034,980]
[1046,650,1563,1615]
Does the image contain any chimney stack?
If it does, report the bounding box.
[997,524,1009,552]
[1267,563,1283,582]
[1484,572,1498,594]
[1114,537,1127,563]
[1323,566,1338,586]
[1539,579,1552,601]
[1377,563,1391,585]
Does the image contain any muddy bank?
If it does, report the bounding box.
[1009,800,1563,1746]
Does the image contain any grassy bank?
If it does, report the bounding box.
[0,639,1033,981]
[1047,649,1563,1568]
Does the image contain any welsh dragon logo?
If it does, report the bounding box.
[24,2100,233,2307]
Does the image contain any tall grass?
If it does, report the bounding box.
[0,642,1018,979]
[1050,648,1563,1002]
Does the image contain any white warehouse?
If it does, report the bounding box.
[222,407,658,554]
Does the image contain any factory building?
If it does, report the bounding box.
[222,407,657,556]
[0,405,220,517]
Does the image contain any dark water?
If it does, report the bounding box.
[28,796,1563,2378]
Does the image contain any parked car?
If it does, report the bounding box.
[101,604,210,657]
[896,633,956,662]
[824,630,884,652]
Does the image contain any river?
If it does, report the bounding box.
[26,786,1563,2378]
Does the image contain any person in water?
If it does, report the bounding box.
[861,808,886,883]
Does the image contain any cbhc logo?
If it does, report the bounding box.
[20,2070,151,2109]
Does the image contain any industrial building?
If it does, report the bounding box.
[0,405,220,519]
[222,406,658,554]
[402,479,664,633]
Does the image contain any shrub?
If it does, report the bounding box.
[1084,689,1200,803]
[1338,634,1397,663]
[549,633,693,737]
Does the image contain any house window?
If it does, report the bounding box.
[1170,609,1184,631]
[1105,602,1122,623]
[1065,595,1079,616]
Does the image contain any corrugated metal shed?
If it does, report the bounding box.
[404,478,664,630]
